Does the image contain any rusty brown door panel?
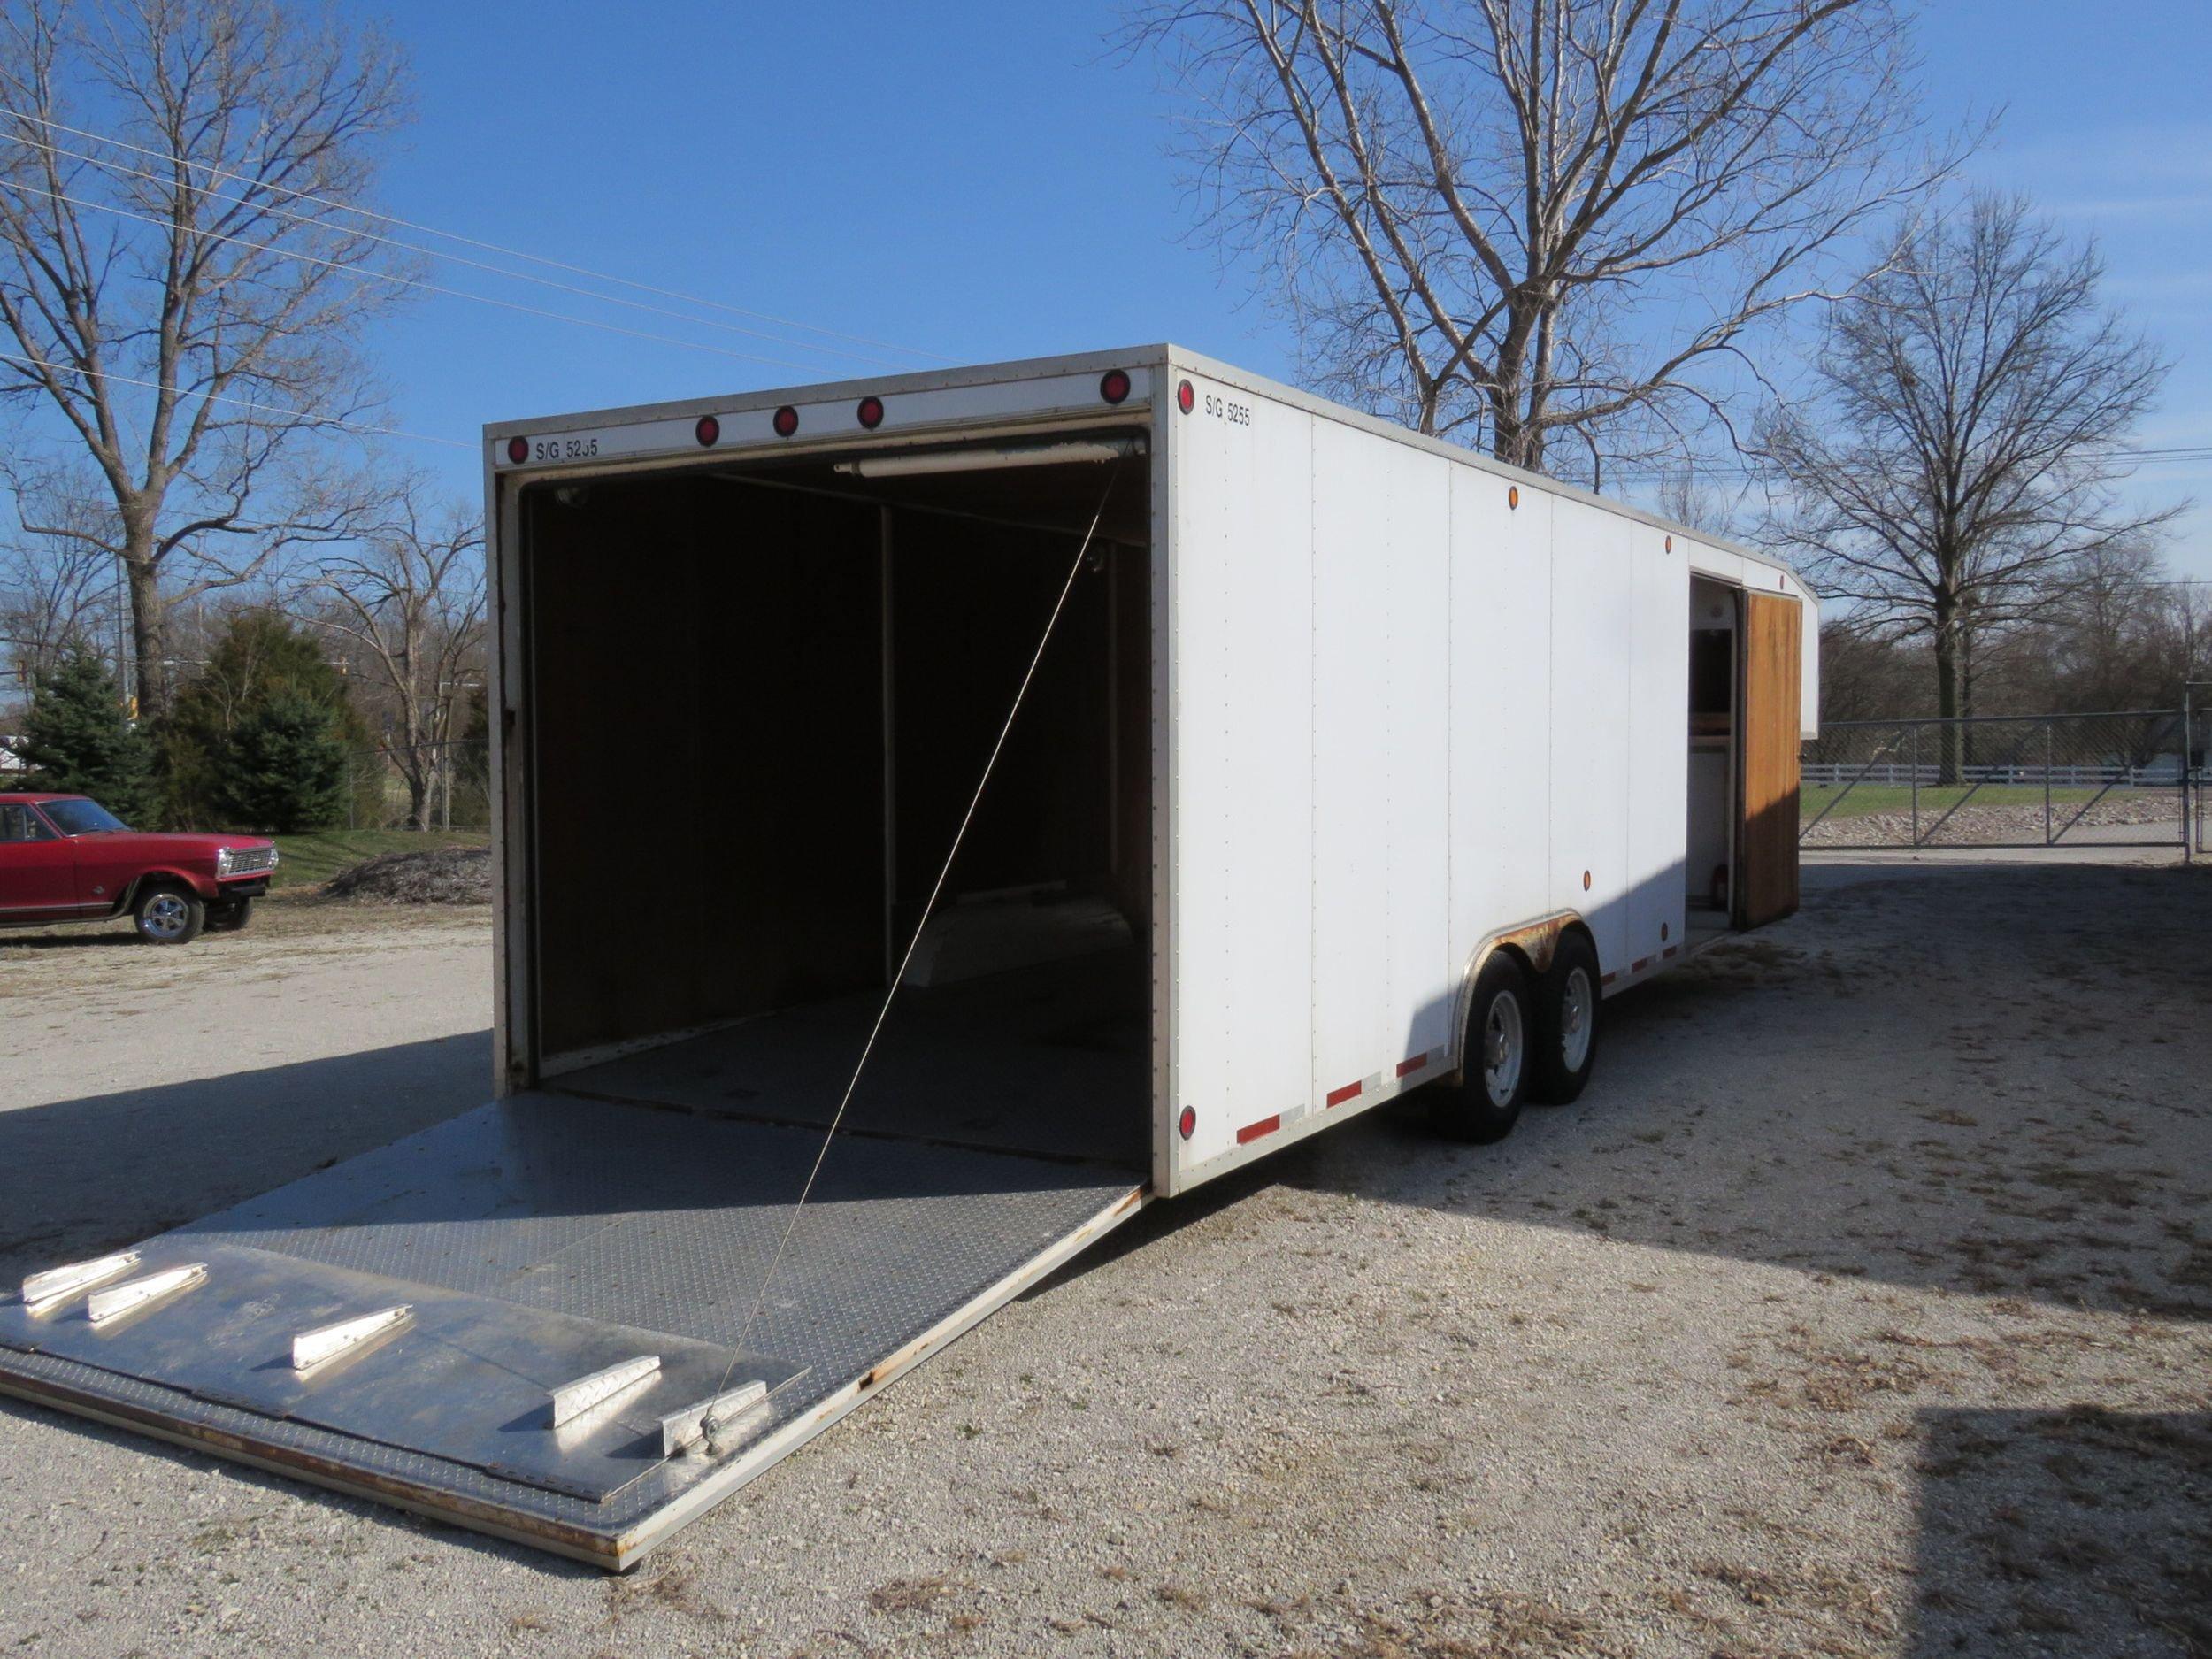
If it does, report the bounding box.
[1736,592,1802,929]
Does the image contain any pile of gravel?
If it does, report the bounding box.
[322,846,492,905]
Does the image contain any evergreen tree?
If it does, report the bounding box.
[161,611,377,827]
[218,692,349,833]
[17,651,157,824]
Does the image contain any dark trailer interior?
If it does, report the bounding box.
[516,439,1156,1169]
[0,438,1158,1572]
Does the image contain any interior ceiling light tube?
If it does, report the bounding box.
[834,437,1142,480]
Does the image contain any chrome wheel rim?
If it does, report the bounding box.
[1481,989,1524,1106]
[142,894,188,939]
[1559,966,1594,1073]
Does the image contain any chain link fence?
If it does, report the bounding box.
[1801,710,2191,851]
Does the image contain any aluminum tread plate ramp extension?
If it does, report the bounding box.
[0,1241,804,1502]
[0,1094,1144,1566]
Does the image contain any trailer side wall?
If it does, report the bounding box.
[1165,371,1709,1193]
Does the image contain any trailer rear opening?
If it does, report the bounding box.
[518,441,1155,1172]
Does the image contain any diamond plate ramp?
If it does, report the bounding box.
[0,1095,1146,1567]
[0,1242,805,1502]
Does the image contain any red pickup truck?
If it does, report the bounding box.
[0,792,278,944]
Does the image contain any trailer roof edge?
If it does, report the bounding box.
[480,341,1815,607]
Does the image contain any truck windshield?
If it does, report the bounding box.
[41,798,128,835]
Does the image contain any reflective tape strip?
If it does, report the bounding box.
[1325,1081,1363,1108]
[1236,1115,1282,1145]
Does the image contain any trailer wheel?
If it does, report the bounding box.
[1429,952,1530,1144]
[1532,930,1601,1104]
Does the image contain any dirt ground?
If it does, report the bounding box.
[1,860,2208,1659]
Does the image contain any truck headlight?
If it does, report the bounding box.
[217,848,235,876]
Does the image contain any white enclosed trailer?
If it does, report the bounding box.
[0,346,1815,1568]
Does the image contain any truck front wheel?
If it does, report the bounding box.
[1428,952,1531,1143]
[134,884,204,945]
[1531,930,1601,1104]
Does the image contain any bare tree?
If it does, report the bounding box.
[1126,0,1944,475]
[1,471,116,696]
[1758,192,2177,778]
[308,480,484,830]
[0,0,412,720]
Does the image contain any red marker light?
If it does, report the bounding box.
[695,414,720,447]
[1178,1105,1196,1140]
[1099,368,1131,405]
[504,436,527,465]
[856,396,885,430]
[772,404,800,438]
[1176,379,1194,414]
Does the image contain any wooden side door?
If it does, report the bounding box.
[1735,592,1803,929]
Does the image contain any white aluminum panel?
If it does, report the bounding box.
[1384,455,1455,1069]
[1448,472,1554,972]
[1627,534,1689,971]
[1310,419,1394,1105]
[1168,387,1317,1172]
[1309,424,1454,1107]
[1548,496,1636,974]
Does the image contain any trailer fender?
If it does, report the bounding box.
[1444,912,1591,1087]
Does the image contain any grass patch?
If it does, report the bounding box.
[266,828,488,891]
[1801,784,2110,823]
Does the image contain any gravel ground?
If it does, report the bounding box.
[2,860,2208,1659]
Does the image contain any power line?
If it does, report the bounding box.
[0,106,950,365]
[4,179,838,374]
[0,347,472,449]
[0,127,913,371]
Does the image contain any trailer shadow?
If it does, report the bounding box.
[0,1032,493,1280]
[1905,1406,2212,1654]
[1164,861,2212,1320]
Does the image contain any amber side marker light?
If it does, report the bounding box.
[1508,486,1520,510]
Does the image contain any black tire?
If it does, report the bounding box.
[134,883,204,945]
[1427,951,1532,1144]
[206,896,254,933]
[1531,929,1601,1105]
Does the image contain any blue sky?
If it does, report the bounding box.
[344,0,2210,579]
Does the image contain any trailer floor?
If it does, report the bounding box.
[0,1093,1144,1567]
[549,944,1149,1168]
